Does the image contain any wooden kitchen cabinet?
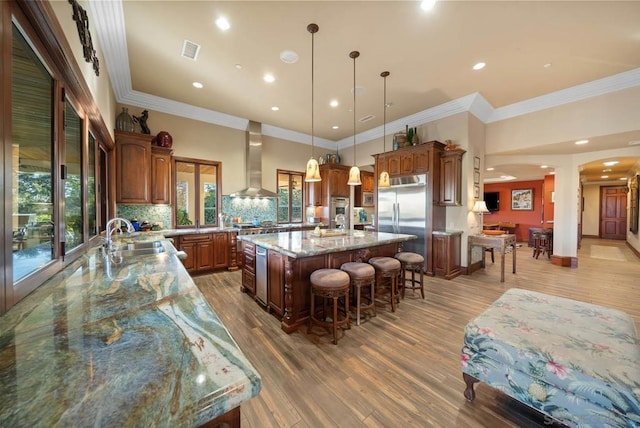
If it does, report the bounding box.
[177,232,233,273]
[267,249,285,316]
[115,130,173,205]
[374,141,441,179]
[115,132,151,204]
[432,230,462,279]
[439,148,465,206]
[305,180,322,206]
[361,171,374,193]
[324,164,350,198]
[150,146,172,204]
[213,232,229,269]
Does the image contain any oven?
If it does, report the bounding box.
[330,197,349,229]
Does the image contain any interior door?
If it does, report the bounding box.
[600,186,627,240]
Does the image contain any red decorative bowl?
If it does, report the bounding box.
[155,131,173,148]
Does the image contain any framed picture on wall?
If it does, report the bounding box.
[473,156,480,170]
[511,188,534,210]
[473,170,480,185]
[474,185,480,199]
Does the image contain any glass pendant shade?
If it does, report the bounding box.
[378,170,390,188]
[305,157,321,181]
[348,165,362,186]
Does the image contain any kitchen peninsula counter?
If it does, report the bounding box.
[238,230,416,332]
[0,235,261,427]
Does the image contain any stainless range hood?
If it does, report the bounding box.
[230,120,278,198]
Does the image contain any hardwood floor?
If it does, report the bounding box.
[194,238,640,428]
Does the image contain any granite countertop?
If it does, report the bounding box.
[0,234,261,426]
[162,223,324,237]
[238,230,417,258]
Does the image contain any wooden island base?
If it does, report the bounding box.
[242,239,403,333]
[201,406,240,428]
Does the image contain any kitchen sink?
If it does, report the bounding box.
[112,246,166,257]
[111,240,164,252]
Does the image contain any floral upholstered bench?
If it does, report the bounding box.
[461,288,640,427]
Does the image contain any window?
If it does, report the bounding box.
[277,170,303,224]
[174,158,222,228]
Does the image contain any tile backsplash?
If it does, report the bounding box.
[222,196,277,223]
[117,205,172,229]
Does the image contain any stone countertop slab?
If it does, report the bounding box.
[238,230,417,258]
[0,236,261,427]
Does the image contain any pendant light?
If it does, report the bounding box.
[378,71,391,188]
[304,23,321,182]
[347,50,362,186]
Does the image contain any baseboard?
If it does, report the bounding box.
[626,242,640,260]
[551,255,577,267]
[582,234,599,239]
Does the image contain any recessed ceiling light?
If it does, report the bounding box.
[234,64,243,70]
[629,140,640,146]
[541,165,548,169]
[280,50,298,64]
[486,167,494,171]
[603,160,619,166]
[192,82,203,89]
[421,0,436,11]
[601,175,609,179]
[472,62,486,71]
[603,168,612,172]
[263,73,275,83]
[620,177,628,181]
[215,17,230,31]
[550,171,555,175]
[575,139,589,145]
[332,125,339,130]
[271,106,279,111]
[543,63,552,68]
[330,100,339,108]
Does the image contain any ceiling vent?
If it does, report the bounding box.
[359,114,375,123]
[181,40,201,60]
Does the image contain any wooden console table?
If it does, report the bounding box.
[468,234,517,282]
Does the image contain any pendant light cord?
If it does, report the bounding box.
[350,51,360,164]
[308,24,318,159]
[381,71,389,152]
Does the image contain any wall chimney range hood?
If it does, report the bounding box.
[230,120,278,198]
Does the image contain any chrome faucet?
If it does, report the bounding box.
[104,217,135,250]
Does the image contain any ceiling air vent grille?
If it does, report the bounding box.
[359,114,375,123]
[181,40,200,60]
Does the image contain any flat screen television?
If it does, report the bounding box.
[484,191,500,212]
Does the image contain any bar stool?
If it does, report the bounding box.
[308,268,351,344]
[532,231,552,259]
[340,262,376,325]
[368,257,401,312]
[394,252,425,299]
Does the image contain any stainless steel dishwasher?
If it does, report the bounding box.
[255,246,268,305]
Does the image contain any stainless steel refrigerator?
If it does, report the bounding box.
[377,174,427,271]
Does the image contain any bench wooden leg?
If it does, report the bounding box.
[463,372,478,401]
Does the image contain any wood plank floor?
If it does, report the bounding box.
[194,238,640,428]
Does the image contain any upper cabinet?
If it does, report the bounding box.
[439,148,466,206]
[374,141,442,179]
[354,171,374,207]
[304,163,351,206]
[115,131,173,205]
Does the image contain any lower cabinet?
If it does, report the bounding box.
[432,231,462,279]
[178,232,230,274]
[267,249,285,316]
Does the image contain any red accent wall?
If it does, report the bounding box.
[543,174,555,223]
[483,180,544,242]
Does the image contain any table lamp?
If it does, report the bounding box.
[472,200,490,230]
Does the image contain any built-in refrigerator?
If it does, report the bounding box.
[377,174,428,271]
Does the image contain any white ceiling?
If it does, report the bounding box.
[90,0,640,183]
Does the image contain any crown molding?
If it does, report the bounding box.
[93,0,640,147]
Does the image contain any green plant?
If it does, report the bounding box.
[177,208,192,226]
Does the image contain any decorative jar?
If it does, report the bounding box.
[115,107,135,132]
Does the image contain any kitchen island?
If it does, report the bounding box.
[239,230,416,333]
[0,234,261,427]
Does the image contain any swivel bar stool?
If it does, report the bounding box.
[394,252,425,299]
[368,256,401,312]
[308,268,351,344]
[340,262,376,325]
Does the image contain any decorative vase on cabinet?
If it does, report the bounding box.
[115,107,135,132]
